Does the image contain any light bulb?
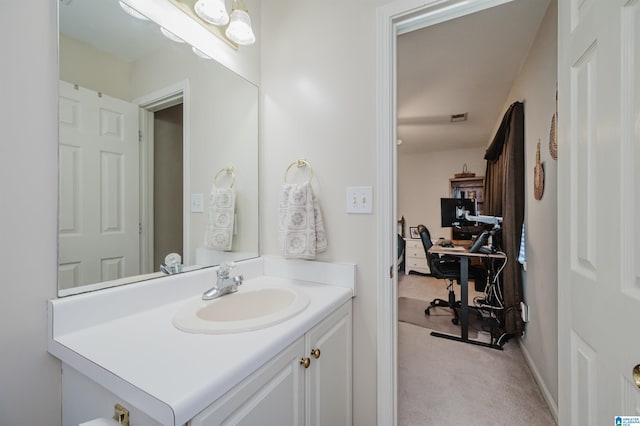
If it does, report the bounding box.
[194,0,229,26]
[118,1,149,21]
[160,27,185,43]
[225,9,255,45]
[192,46,212,59]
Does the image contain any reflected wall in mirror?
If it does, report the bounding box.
[58,0,259,296]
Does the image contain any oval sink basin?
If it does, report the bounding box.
[173,287,310,334]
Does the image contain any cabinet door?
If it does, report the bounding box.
[190,337,305,426]
[306,302,352,426]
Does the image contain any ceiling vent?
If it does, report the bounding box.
[450,113,468,123]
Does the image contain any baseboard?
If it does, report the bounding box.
[518,338,559,423]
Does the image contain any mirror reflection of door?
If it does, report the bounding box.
[58,81,141,289]
[153,104,184,269]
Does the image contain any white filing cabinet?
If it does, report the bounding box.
[404,238,430,275]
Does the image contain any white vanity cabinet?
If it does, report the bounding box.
[190,301,352,426]
[49,257,356,426]
[305,301,352,426]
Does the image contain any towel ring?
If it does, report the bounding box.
[214,167,235,188]
[284,159,313,183]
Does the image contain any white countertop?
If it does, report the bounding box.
[48,257,355,425]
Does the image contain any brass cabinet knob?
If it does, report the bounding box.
[634,365,640,388]
[300,357,311,368]
[311,348,321,359]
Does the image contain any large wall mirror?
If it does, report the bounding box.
[58,0,259,296]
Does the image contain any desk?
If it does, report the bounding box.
[427,245,507,350]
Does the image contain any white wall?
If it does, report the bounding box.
[59,34,132,101]
[0,1,61,425]
[261,1,389,424]
[493,0,559,412]
[398,148,486,239]
[130,46,260,264]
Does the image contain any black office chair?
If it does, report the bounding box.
[397,234,406,272]
[417,224,486,325]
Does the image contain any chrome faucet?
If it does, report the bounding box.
[160,263,183,275]
[202,262,244,300]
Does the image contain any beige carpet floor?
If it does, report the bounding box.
[398,273,556,426]
[398,296,480,339]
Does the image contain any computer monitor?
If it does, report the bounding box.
[440,198,476,227]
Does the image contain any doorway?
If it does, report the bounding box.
[135,80,189,274]
[376,0,528,423]
[153,104,184,269]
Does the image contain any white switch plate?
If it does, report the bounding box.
[191,193,204,213]
[346,186,373,214]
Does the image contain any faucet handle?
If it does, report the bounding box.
[218,261,236,277]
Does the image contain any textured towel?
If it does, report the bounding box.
[278,181,327,259]
[204,185,235,251]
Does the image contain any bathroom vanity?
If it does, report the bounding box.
[48,257,355,426]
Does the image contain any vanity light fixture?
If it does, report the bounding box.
[160,26,186,43]
[192,0,255,46]
[118,1,149,21]
[194,0,229,26]
[225,0,256,46]
[165,0,256,48]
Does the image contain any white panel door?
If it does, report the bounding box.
[58,81,140,289]
[558,0,640,424]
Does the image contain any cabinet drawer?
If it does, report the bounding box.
[404,239,422,250]
[405,248,425,259]
[406,258,428,268]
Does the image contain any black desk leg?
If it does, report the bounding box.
[460,256,469,341]
[430,255,503,350]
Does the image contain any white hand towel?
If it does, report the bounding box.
[278,181,327,259]
[204,185,235,251]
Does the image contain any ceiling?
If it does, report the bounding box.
[59,0,168,62]
[397,0,551,154]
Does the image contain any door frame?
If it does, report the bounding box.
[133,80,190,272]
[375,1,517,423]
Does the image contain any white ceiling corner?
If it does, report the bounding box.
[397,0,551,154]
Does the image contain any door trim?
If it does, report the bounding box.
[375,1,517,424]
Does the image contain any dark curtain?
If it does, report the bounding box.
[484,101,525,335]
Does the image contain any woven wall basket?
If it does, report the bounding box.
[549,113,558,160]
[534,142,545,200]
[550,86,558,160]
